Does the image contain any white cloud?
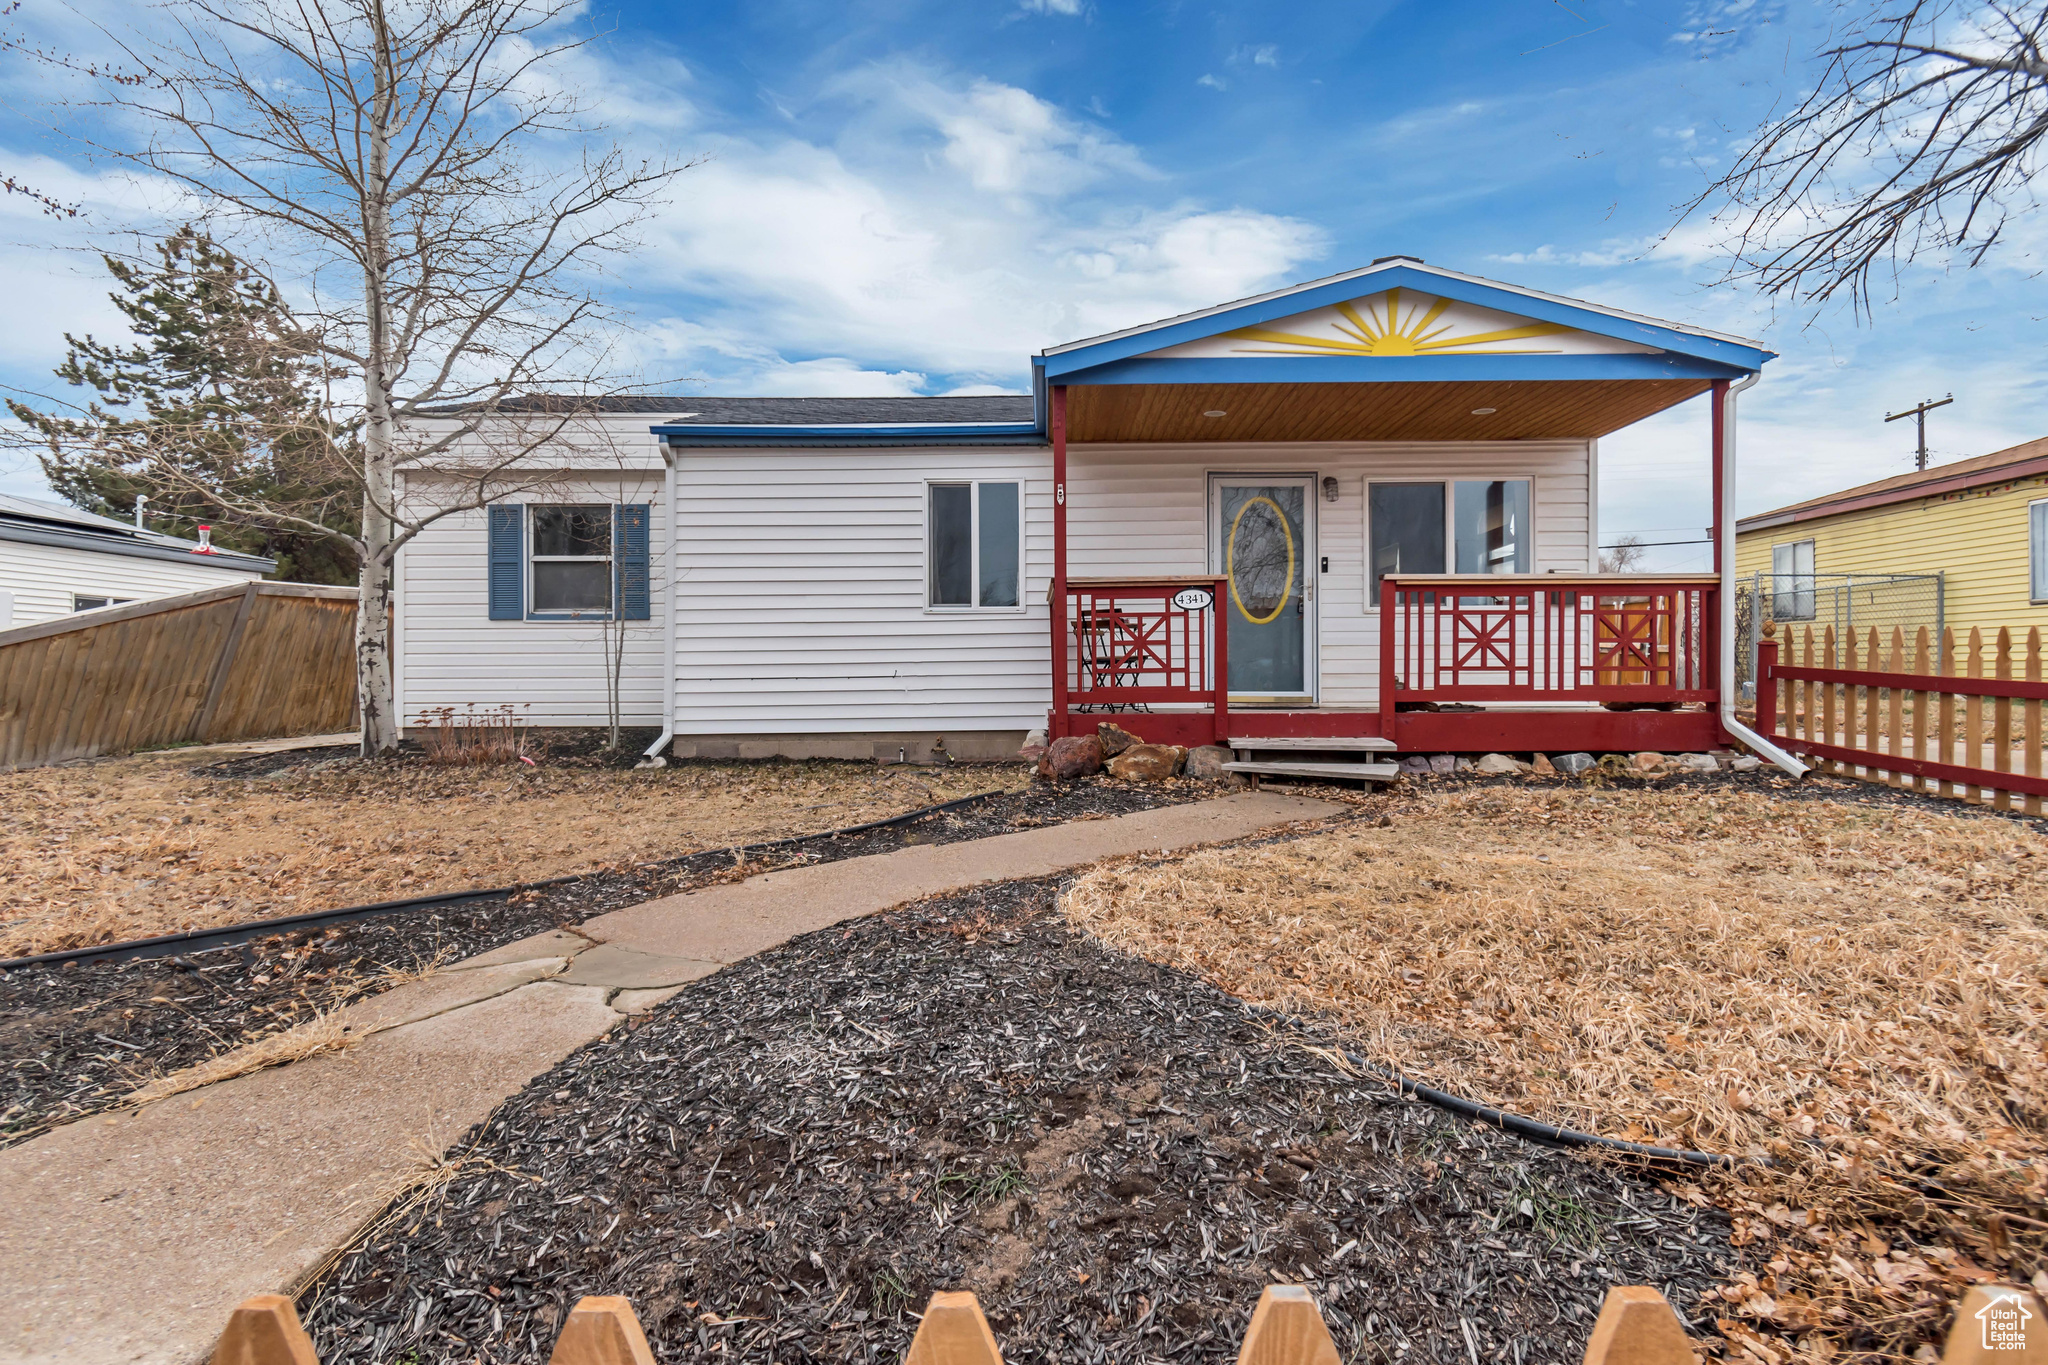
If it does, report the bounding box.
[1196,74,1227,91]
[1018,0,1083,13]
[623,66,1326,386]
[1231,45,1280,68]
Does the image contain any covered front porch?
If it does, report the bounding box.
[1032,259,1777,761]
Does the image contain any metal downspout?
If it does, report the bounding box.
[638,442,679,767]
[1716,372,1809,776]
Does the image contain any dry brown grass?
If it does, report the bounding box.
[0,751,1011,957]
[123,1009,358,1105]
[1064,780,2048,1361]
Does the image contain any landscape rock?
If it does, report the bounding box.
[1037,735,1103,781]
[1454,755,1475,772]
[1675,752,1720,772]
[1399,755,1432,775]
[1096,722,1143,758]
[1731,755,1763,772]
[1552,752,1596,775]
[1531,753,1557,775]
[1428,754,1457,774]
[1632,751,1668,773]
[1106,743,1187,781]
[1474,752,1530,775]
[1018,728,1048,761]
[1183,745,1232,780]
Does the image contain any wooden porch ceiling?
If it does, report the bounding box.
[1064,378,1713,443]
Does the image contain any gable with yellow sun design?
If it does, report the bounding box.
[1136,287,1664,361]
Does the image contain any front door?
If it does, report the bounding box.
[1210,476,1315,703]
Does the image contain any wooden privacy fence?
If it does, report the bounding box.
[210,1281,2045,1365]
[1758,621,2048,812]
[0,581,358,771]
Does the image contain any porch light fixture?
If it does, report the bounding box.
[1321,476,1340,503]
[1470,407,1497,415]
[1202,409,1228,418]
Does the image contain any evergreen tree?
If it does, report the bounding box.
[7,226,358,583]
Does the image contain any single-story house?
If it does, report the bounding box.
[1736,435,2048,645]
[0,494,274,629]
[399,258,1799,773]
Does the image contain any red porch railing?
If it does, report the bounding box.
[1379,575,1718,727]
[1055,576,1228,742]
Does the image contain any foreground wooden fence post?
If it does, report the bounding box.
[1237,1285,1342,1365]
[1580,1286,1692,1365]
[906,1290,1006,1365]
[547,1296,658,1365]
[1940,1284,2047,1365]
[209,1295,319,1365]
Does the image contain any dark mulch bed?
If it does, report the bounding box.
[298,880,1733,1365]
[196,728,712,777]
[0,778,1199,1149]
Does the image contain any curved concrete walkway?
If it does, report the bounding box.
[0,790,1341,1365]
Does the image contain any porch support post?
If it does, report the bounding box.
[1709,379,1727,574]
[1050,385,1069,741]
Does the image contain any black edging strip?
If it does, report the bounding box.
[0,788,1008,972]
[1332,1046,1748,1168]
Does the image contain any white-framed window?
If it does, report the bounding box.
[73,595,136,612]
[1771,538,1816,620]
[928,480,1022,610]
[529,504,612,615]
[2032,501,2048,603]
[1366,477,1533,607]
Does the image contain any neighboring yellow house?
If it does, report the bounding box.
[1736,435,2048,646]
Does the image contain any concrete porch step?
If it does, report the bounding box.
[1226,735,1397,752]
[1222,760,1400,782]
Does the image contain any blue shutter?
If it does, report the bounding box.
[615,503,650,621]
[488,504,524,620]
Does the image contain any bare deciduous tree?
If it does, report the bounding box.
[1683,0,2048,313]
[85,0,687,753]
[1599,534,1646,573]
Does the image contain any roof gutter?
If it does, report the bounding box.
[1715,372,1807,777]
[637,442,678,768]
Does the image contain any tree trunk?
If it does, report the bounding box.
[356,11,400,757]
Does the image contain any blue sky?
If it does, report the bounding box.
[1,0,2042,569]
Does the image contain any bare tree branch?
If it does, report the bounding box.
[66,0,695,752]
[1680,0,2048,314]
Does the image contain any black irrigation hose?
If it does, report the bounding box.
[0,787,1009,973]
[1330,1047,1753,1169]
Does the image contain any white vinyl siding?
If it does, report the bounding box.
[0,538,262,629]
[395,474,668,728]
[670,448,1052,734]
[1066,441,1593,709]
[391,430,1596,729]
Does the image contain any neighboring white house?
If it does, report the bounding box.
[394,259,1780,764]
[0,494,275,629]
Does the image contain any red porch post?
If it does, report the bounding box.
[1708,377,1728,573]
[1378,578,1398,744]
[1049,386,1069,740]
[1756,636,1779,740]
[1211,574,1229,745]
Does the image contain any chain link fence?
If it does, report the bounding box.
[1734,572,1945,699]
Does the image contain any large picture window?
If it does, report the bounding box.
[530,505,612,613]
[929,481,1021,609]
[1771,538,1815,620]
[1368,478,1532,606]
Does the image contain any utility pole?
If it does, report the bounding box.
[1885,393,1953,471]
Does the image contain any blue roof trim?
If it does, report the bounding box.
[1056,353,1752,387]
[1038,264,1775,377]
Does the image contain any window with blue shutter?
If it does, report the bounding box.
[487,504,524,620]
[615,504,651,621]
